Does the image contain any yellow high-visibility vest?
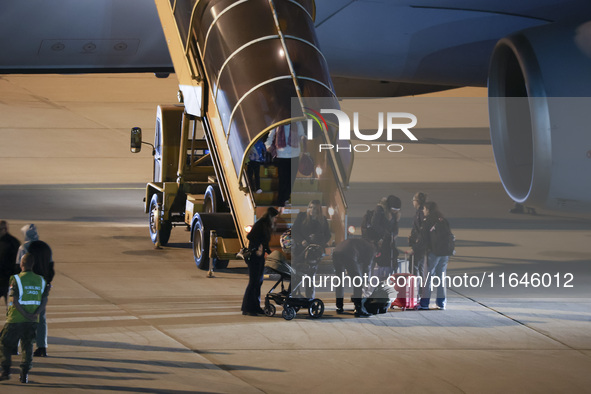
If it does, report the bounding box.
[7,271,46,323]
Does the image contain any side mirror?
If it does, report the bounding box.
[131,127,142,153]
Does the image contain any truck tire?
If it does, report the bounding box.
[204,184,229,213]
[192,214,210,270]
[149,193,171,246]
[191,213,235,270]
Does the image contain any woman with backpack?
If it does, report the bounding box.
[418,201,454,310]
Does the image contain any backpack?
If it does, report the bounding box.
[430,218,455,256]
[248,140,266,162]
[364,281,397,314]
[361,209,381,242]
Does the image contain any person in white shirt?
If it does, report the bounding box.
[265,122,306,206]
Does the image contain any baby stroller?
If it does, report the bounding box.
[264,245,325,320]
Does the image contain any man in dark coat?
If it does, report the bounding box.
[291,200,332,298]
[371,195,401,276]
[0,221,21,307]
[332,238,375,317]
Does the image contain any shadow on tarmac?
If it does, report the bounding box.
[39,355,283,373]
[5,382,211,393]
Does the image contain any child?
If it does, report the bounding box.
[247,140,266,194]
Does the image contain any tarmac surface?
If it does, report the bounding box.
[1,74,591,393]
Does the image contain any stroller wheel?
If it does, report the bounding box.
[264,304,276,317]
[308,299,324,318]
[282,306,296,321]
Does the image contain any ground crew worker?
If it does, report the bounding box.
[0,254,50,383]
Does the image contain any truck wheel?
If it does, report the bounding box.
[192,213,236,270]
[149,194,171,246]
[204,184,229,213]
[192,214,210,270]
[191,220,230,270]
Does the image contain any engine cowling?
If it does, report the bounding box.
[488,20,591,211]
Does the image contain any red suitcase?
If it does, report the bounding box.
[390,254,419,310]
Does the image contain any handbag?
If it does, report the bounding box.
[268,129,279,160]
[298,152,314,176]
[268,142,277,160]
[240,247,253,262]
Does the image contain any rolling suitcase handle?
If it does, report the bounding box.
[397,252,414,274]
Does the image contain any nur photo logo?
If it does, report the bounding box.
[304,107,419,153]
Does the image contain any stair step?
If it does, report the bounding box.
[259,178,278,190]
[293,178,319,192]
[182,181,211,194]
[261,166,278,177]
[290,191,324,206]
[253,192,276,206]
[254,205,336,220]
[183,166,216,182]
[252,192,324,210]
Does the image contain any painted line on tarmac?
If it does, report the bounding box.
[449,288,583,353]
[50,316,139,323]
[140,311,242,319]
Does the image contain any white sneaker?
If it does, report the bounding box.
[256,189,263,194]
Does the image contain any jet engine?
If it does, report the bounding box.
[488,19,591,211]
